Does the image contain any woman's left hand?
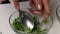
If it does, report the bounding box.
[29,0,50,23]
[0,0,6,3]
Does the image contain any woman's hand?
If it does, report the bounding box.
[12,0,50,23]
[42,0,50,22]
[12,0,20,9]
[29,0,50,23]
[0,0,6,3]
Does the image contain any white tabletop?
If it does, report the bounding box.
[0,1,60,34]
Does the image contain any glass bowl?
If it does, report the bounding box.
[9,10,53,34]
[56,5,60,22]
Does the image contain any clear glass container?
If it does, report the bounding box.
[56,5,60,22]
[9,9,53,34]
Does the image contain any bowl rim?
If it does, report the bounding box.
[56,4,60,22]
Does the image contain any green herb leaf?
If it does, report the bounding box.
[12,17,25,32]
[45,19,49,24]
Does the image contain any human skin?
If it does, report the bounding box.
[29,0,50,22]
[12,0,50,22]
[0,0,6,3]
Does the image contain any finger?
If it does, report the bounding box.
[42,0,50,14]
[0,0,6,3]
[29,8,42,15]
[34,0,42,10]
[29,0,36,9]
[42,13,49,23]
[42,0,50,23]
[29,0,42,10]
[12,0,20,9]
[34,11,42,15]
[29,0,42,15]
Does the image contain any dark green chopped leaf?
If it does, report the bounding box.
[12,17,25,31]
[45,19,49,24]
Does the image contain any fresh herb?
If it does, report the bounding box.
[45,19,49,24]
[32,15,40,32]
[40,28,48,34]
[12,17,25,32]
[12,16,48,34]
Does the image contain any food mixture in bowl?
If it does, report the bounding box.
[12,16,48,34]
[9,10,53,34]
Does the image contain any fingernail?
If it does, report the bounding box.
[38,4,42,10]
